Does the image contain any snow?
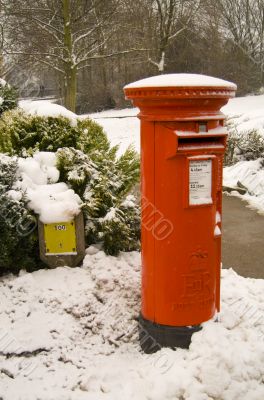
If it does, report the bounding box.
[223,159,264,214]
[7,152,82,223]
[214,226,221,236]
[101,207,117,222]
[222,94,264,135]
[122,195,137,208]
[216,211,221,223]
[88,108,138,119]
[124,74,237,89]
[84,108,140,156]
[0,78,7,87]
[0,249,263,399]
[19,100,78,127]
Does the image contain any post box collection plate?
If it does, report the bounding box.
[189,159,212,206]
[44,221,77,255]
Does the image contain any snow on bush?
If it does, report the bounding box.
[225,121,264,166]
[14,152,82,223]
[0,249,263,400]
[0,109,140,271]
[20,100,78,126]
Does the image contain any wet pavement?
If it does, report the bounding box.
[222,194,264,279]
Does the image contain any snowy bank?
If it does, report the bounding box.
[86,108,140,156]
[0,249,263,400]
[223,159,264,214]
[222,94,264,136]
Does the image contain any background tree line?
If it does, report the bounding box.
[0,0,263,113]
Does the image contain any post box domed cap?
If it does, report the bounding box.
[124,73,237,102]
[124,74,236,121]
[124,73,237,90]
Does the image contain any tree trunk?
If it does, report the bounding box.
[65,65,77,112]
[63,0,77,112]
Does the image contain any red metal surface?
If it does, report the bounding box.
[124,80,236,327]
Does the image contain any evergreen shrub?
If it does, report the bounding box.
[0,79,18,115]
[0,109,111,157]
[0,110,140,272]
[57,148,140,255]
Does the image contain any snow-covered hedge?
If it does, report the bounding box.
[0,109,113,157]
[0,110,140,274]
[0,78,18,115]
[225,121,264,166]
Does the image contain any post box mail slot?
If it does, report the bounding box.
[124,74,236,352]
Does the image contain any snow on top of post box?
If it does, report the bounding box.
[124,74,237,89]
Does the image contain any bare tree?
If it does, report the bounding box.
[3,0,148,111]
[148,0,201,73]
[214,0,264,86]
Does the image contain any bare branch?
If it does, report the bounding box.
[77,48,150,66]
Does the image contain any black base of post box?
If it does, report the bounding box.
[139,315,202,353]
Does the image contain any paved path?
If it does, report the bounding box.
[222,195,264,279]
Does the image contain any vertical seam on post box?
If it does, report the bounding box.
[153,121,156,323]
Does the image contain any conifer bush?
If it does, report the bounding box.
[0,79,18,115]
[0,156,40,274]
[57,148,140,255]
[0,110,140,272]
[0,109,112,157]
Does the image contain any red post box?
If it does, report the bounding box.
[124,74,236,352]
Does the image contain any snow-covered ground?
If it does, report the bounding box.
[0,94,260,399]
[222,94,264,135]
[87,108,140,156]
[0,247,263,400]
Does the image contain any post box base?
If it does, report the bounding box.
[139,315,202,353]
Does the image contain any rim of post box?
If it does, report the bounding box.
[124,85,236,121]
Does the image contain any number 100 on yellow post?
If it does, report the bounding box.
[44,221,77,256]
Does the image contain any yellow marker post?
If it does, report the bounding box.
[38,212,85,268]
[44,221,77,255]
